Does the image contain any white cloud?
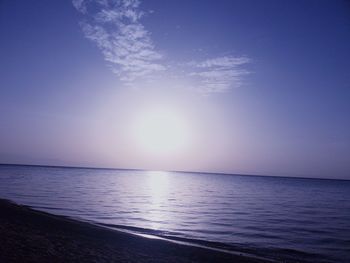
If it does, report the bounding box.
[73,0,165,84]
[187,56,251,93]
[195,56,250,68]
[73,1,251,93]
[72,0,87,14]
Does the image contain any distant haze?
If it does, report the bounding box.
[0,0,349,179]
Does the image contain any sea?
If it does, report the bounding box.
[0,164,349,262]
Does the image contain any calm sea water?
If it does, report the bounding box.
[0,165,349,262]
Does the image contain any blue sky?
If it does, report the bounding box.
[0,0,349,179]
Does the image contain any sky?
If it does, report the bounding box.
[0,0,350,179]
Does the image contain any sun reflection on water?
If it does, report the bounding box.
[147,170,169,200]
[146,171,170,229]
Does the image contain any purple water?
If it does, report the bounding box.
[0,164,349,262]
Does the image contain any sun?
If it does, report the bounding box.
[131,107,191,156]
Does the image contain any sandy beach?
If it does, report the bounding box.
[0,199,268,263]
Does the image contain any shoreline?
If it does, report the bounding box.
[0,198,268,263]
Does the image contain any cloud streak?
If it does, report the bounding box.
[73,0,165,84]
[187,56,251,93]
[73,0,251,93]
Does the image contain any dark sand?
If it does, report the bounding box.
[0,199,269,263]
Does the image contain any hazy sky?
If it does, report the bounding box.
[1,0,350,179]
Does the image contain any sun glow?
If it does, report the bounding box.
[131,107,191,156]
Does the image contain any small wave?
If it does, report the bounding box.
[96,222,325,263]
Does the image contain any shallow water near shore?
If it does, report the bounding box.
[0,164,349,262]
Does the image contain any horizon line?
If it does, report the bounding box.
[0,162,348,182]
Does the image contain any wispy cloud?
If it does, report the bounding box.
[187,56,251,93]
[73,0,251,93]
[73,0,165,84]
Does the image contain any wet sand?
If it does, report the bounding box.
[0,199,268,263]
